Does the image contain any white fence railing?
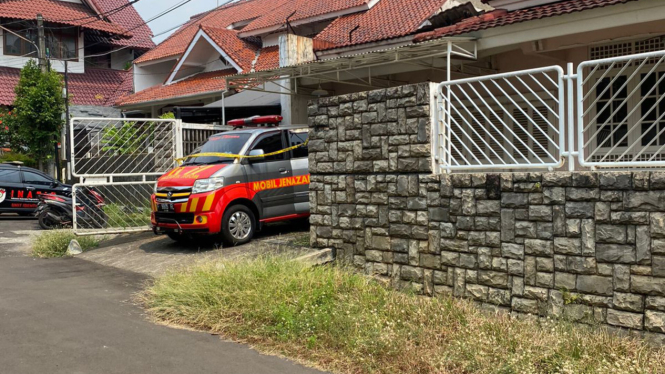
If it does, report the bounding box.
[68,118,223,235]
[437,66,565,172]
[70,117,178,177]
[435,49,665,173]
[72,181,154,235]
[577,50,665,168]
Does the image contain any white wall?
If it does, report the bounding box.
[0,30,85,73]
[110,48,134,70]
[133,59,177,92]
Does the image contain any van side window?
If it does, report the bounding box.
[250,132,285,162]
[289,130,308,159]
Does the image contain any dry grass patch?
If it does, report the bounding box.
[141,256,665,374]
[32,230,100,258]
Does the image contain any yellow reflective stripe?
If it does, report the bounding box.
[202,193,215,211]
[175,139,308,164]
[179,202,188,213]
[189,198,199,212]
[171,193,191,197]
[155,193,167,197]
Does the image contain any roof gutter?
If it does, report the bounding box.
[115,90,224,110]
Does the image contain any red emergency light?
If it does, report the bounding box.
[227,115,283,127]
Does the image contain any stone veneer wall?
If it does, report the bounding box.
[308,83,665,343]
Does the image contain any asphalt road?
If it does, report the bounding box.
[0,215,323,374]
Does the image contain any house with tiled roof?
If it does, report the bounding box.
[0,0,154,116]
[118,0,665,142]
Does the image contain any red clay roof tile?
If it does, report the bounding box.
[314,0,445,50]
[201,26,259,72]
[116,68,235,106]
[414,0,638,42]
[87,0,155,50]
[0,66,132,106]
[254,45,279,72]
[240,0,369,34]
[0,0,130,36]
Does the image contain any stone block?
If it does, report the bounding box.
[501,243,524,259]
[554,237,581,255]
[564,304,594,323]
[401,266,423,282]
[645,310,665,333]
[596,244,636,264]
[529,205,552,222]
[566,202,595,218]
[607,309,643,330]
[478,270,508,288]
[611,212,649,225]
[636,226,651,264]
[465,284,488,301]
[501,193,528,208]
[476,200,500,216]
[572,172,599,188]
[566,219,581,237]
[524,286,549,301]
[651,172,665,189]
[507,259,524,275]
[553,206,566,236]
[599,172,632,190]
[536,272,554,288]
[596,224,627,244]
[536,257,554,272]
[654,256,665,277]
[576,275,613,296]
[566,187,600,201]
[624,191,665,212]
[555,272,576,290]
[652,213,665,238]
[566,257,596,275]
[595,202,611,223]
[525,256,536,286]
[646,296,665,311]
[543,187,565,205]
[524,239,553,256]
[512,297,539,314]
[631,276,665,296]
[515,221,537,238]
[613,292,644,312]
[542,172,571,187]
[654,240,665,255]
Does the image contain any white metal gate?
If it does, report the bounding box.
[69,118,224,235]
[435,48,665,173]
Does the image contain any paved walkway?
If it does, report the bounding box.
[0,215,323,374]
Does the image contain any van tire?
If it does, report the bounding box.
[221,204,255,246]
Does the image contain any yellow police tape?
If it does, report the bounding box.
[175,139,308,164]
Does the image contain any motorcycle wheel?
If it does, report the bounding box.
[38,208,61,230]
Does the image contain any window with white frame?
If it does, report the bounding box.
[587,38,665,161]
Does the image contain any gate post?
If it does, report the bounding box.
[566,63,576,171]
[174,119,184,160]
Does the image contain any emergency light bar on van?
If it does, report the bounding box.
[227,115,283,127]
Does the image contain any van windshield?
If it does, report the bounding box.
[182,133,252,165]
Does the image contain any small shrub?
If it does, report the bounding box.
[0,152,37,168]
[142,256,665,374]
[104,203,151,228]
[32,230,99,258]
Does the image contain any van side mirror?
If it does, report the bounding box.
[51,181,60,188]
[248,149,265,163]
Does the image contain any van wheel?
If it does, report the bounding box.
[221,204,255,246]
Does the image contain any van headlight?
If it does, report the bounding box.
[192,177,225,194]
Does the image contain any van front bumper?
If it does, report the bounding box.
[151,211,219,234]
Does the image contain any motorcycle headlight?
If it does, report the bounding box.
[192,177,224,194]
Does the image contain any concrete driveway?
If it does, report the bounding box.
[0,215,322,374]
